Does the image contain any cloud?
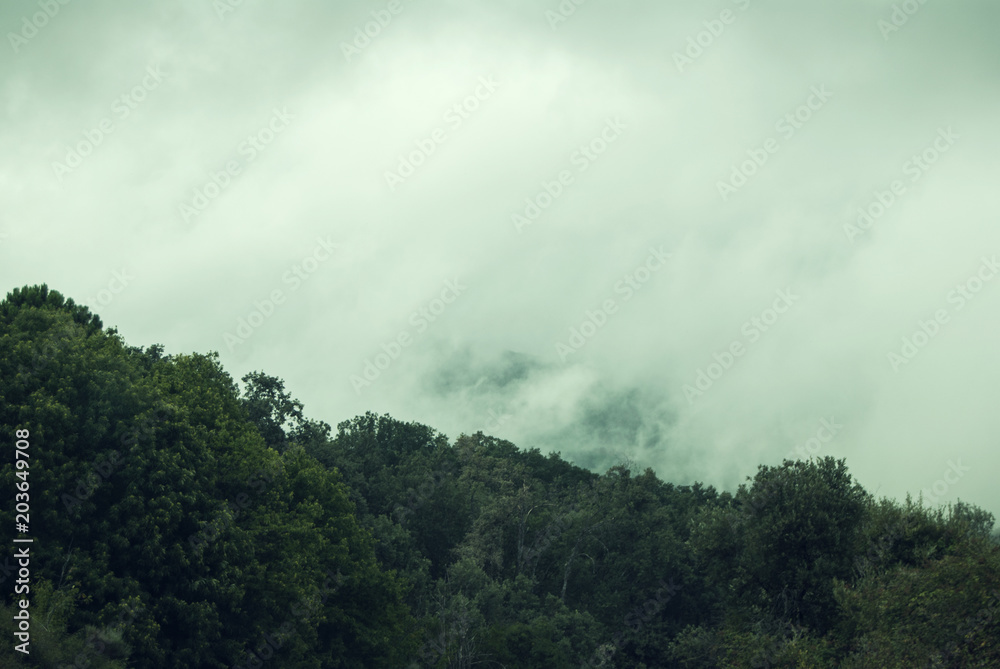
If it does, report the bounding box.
[3,0,1000,520]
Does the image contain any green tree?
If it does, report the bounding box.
[239,370,306,452]
[688,458,870,634]
[0,286,417,668]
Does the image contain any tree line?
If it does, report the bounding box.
[0,284,997,667]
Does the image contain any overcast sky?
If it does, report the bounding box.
[3,0,999,519]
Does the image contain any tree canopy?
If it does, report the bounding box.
[1,284,997,668]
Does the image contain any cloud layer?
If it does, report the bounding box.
[3,0,1000,518]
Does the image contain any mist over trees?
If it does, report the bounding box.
[1,285,998,667]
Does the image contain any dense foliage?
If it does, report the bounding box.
[1,285,997,667]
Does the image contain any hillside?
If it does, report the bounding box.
[1,285,998,668]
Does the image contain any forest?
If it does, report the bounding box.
[1,284,998,668]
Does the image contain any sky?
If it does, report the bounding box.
[3,0,999,520]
